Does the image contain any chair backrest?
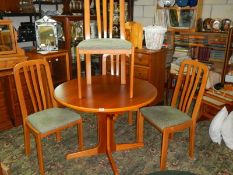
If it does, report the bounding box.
[84,0,126,39]
[125,21,143,49]
[13,59,57,120]
[171,60,209,122]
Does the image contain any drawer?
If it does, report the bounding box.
[134,53,150,66]
[0,106,11,123]
[134,66,150,80]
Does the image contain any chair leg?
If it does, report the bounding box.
[24,124,31,156]
[86,54,92,85]
[128,111,133,125]
[110,55,115,75]
[35,135,45,175]
[77,48,82,99]
[189,124,195,159]
[130,48,135,98]
[78,121,84,151]
[160,130,169,171]
[102,54,107,75]
[113,114,118,121]
[120,54,126,84]
[136,110,144,143]
[116,55,120,76]
[169,133,174,139]
[55,132,62,142]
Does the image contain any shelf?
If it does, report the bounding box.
[209,58,225,63]
[157,6,197,10]
[33,2,63,5]
[3,12,41,17]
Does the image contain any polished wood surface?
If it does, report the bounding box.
[54,76,157,175]
[14,60,83,175]
[55,76,156,113]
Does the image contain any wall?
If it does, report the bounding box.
[134,0,233,26]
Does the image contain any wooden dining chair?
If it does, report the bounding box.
[140,60,209,170]
[76,0,135,99]
[13,59,83,175]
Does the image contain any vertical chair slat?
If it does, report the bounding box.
[178,64,192,111]
[183,65,197,111]
[171,62,186,108]
[180,65,195,112]
[109,0,114,38]
[36,64,47,109]
[96,0,102,38]
[102,0,107,38]
[119,0,125,39]
[185,68,202,113]
[23,66,40,112]
[84,0,91,39]
[29,64,43,111]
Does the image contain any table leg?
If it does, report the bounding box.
[66,113,143,174]
[107,116,119,175]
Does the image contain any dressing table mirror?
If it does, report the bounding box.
[0,19,27,70]
[0,21,16,54]
[35,16,58,52]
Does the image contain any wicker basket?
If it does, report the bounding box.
[143,25,167,50]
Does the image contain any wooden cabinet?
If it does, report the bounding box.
[134,48,166,104]
[26,49,70,86]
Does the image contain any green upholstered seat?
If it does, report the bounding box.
[77,38,132,50]
[27,108,81,134]
[140,106,191,130]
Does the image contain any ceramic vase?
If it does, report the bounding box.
[176,0,188,7]
[188,0,198,7]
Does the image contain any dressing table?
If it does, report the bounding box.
[0,19,27,130]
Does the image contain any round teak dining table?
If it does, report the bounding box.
[54,75,157,175]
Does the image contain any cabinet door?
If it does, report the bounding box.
[47,55,69,86]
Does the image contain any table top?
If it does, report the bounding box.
[54,75,157,113]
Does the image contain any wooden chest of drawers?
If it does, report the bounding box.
[134,48,166,104]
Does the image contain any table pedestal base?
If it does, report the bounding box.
[66,113,144,175]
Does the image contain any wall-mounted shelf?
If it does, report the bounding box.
[33,0,63,14]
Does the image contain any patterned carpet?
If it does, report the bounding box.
[0,113,233,175]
